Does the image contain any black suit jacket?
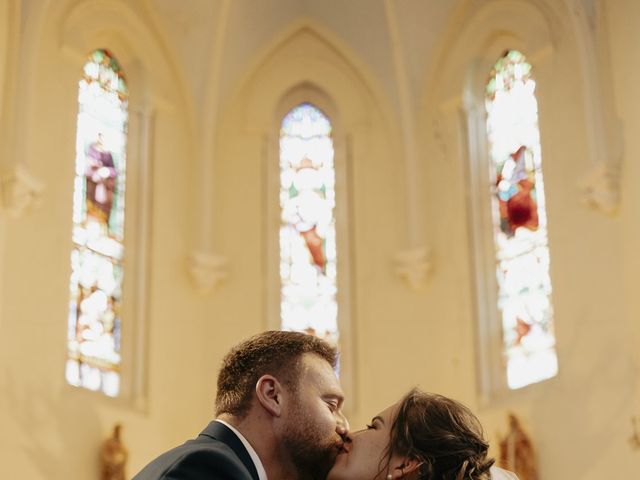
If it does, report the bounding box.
[133,421,260,480]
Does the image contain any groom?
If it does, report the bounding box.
[133,330,349,479]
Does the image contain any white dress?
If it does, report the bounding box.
[490,466,520,479]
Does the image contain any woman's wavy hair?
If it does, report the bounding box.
[384,389,495,480]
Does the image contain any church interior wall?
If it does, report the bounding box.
[0,1,213,478]
[611,0,640,371]
[0,0,638,478]
[210,22,407,423]
[611,0,640,458]
[421,2,637,479]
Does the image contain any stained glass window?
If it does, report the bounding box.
[279,104,338,346]
[485,50,558,389]
[66,49,128,397]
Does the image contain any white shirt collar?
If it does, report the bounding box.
[215,419,268,480]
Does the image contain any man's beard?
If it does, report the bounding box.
[282,405,340,480]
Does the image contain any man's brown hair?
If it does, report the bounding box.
[215,330,337,417]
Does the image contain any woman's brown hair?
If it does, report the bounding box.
[385,388,495,480]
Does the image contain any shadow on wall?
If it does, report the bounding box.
[531,304,637,479]
[2,369,103,480]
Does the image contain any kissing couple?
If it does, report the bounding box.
[134,331,518,480]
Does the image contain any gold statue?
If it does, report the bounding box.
[498,413,538,480]
[101,424,128,480]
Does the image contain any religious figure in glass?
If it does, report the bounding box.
[496,145,539,236]
[279,103,338,347]
[485,50,558,389]
[66,49,128,397]
[85,133,117,223]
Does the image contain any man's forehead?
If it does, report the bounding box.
[300,353,343,389]
[299,352,336,374]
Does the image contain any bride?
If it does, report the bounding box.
[326,388,518,480]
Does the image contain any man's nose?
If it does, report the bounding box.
[336,411,349,436]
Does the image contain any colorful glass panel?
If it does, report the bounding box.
[485,50,558,389]
[279,104,338,346]
[66,49,128,397]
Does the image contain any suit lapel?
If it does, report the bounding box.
[200,421,260,480]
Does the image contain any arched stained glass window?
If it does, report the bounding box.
[485,50,558,389]
[279,104,338,345]
[66,49,128,397]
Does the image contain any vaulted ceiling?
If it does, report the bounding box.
[150,0,461,121]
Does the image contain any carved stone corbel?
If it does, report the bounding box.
[577,161,620,216]
[1,164,44,217]
[394,246,431,291]
[187,250,228,295]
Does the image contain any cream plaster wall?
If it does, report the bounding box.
[0,0,638,479]
[421,2,639,479]
[612,0,640,465]
[0,1,213,478]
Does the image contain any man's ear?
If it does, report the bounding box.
[255,374,283,417]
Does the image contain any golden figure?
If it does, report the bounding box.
[100,424,128,480]
[499,413,538,480]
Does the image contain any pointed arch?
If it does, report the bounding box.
[214,23,399,415]
[425,0,567,401]
[45,0,192,406]
[267,82,354,406]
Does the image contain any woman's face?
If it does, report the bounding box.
[327,403,400,480]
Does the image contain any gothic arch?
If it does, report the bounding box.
[188,19,402,295]
[58,0,186,107]
[423,0,620,212]
[426,0,557,112]
[236,21,391,135]
[212,21,400,415]
[22,0,192,408]
[420,0,566,402]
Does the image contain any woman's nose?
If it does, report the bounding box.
[341,433,354,450]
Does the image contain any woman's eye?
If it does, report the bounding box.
[366,423,375,430]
